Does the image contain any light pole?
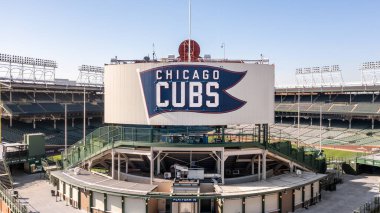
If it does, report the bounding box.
[83,86,86,146]
[221,42,226,61]
[319,104,322,155]
[64,103,67,159]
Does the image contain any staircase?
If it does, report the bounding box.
[0,159,13,189]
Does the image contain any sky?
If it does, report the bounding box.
[0,0,379,86]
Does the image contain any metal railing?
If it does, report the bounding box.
[62,126,263,168]
[62,126,326,172]
[0,182,28,213]
[354,196,380,213]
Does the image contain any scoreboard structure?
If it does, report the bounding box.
[104,62,274,126]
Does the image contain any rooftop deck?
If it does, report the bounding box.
[215,172,326,196]
[52,170,157,195]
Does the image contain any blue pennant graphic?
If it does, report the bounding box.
[139,65,247,117]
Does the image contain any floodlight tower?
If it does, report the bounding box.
[360,61,380,85]
[0,53,57,84]
[77,65,104,86]
[295,65,343,87]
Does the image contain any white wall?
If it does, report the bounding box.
[125,197,146,213]
[58,180,64,194]
[65,183,70,198]
[93,192,104,211]
[72,187,79,202]
[295,189,302,206]
[265,193,278,213]
[105,62,274,126]
[313,181,320,197]
[245,196,262,213]
[107,195,122,213]
[223,198,242,213]
[304,184,311,201]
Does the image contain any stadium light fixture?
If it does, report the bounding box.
[361,61,380,70]
[0,53,57,68]
[295,65,344,87]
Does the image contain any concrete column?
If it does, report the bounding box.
[310,118,313,126]
[258,155,261,181]
[289,162,294,173]
[328,119,331,128]
[125,157,128,174]
[221,150,225,184]
[262,151,267,180]
[111,149,115,179]
[54,119,56,129]
[294,117,296,125]
[156,153,161,175]
[251,157,255,175]
[349,118,352,129]
[217,158,221,174]
[118,153,121,181]
[33,117,36,129]
[150,148,154,185]
[372,118,375,130]
[280,116,283,124]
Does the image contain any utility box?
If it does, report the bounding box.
[188,169,204,180]
[23,133,45,174]
[24,133,45,158]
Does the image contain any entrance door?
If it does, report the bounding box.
[172,202,198,213]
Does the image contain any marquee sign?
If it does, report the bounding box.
[104,62,274,126]
[139,65,247,117]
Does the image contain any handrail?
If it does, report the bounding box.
[62,126,325,172]
[0,182,28,213]
[2,159,14,187]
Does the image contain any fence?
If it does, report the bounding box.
[354,196,380,213]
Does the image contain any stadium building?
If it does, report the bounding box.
[46,40,326,213]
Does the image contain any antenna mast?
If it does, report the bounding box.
[152,43,156,61]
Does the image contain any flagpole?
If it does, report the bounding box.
[188,0,191,62]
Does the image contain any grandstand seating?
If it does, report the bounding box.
[329,104,355,113]
[269,122,380,147]
[3,102,103,116]
[1,119,103,145]
[11,92,32,102]
[34,92,54,102]
[55,93,72,102]
[353,103,380,114]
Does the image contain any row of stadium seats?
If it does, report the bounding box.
[0,91,103,103]
[1,119,103,145]
[268,122,380,147]
[275,103,380,114]
[3,102,103,116]
[277,94,380,103]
